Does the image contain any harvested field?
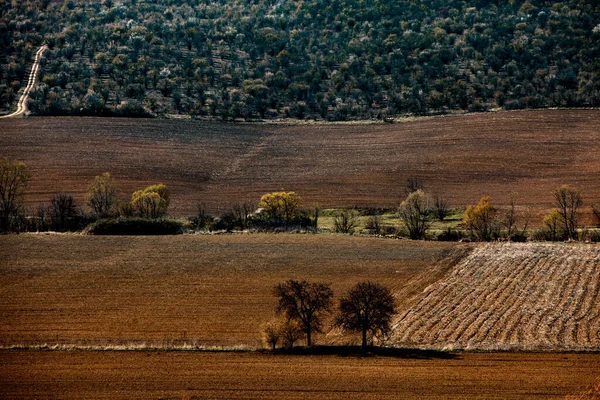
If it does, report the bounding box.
[0,234,457,347]
[1,110,599,218]
[391,243,600,351]
[1,350,599,399]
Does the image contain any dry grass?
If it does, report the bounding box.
[1,109,600,221]
[391,243,600,351]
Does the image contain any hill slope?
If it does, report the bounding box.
[1,0,599,118]
[1,110,599,216]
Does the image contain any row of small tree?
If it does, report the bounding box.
[0,159,172,233]
[0,158,596,239]
[263,280,396,350]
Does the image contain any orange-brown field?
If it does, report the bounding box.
[2,235,600,398]
[3,110,600,398]
[0,234,456,346]
[1,350,599,399]
[1,110,600,218]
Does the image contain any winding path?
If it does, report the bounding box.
[0,45,47,119]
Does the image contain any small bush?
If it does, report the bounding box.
[580,229,600,243]
[509,232,528,242]
[333,209,358,234]
[437,228,463,242]
[87,217,183,235]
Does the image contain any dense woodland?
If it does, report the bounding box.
[1,0,599,119]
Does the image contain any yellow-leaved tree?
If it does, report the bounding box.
[258,191,302,224]
[131,184,169,219]
[463,196,499,241]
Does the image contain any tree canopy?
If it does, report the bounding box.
[335,281,397,349]
[2,0,599,119]
[273,279,333,347]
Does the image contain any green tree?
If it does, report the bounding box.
[273,280,333,347]
[259,191,302,224]
[131,184,169,218]
[464,196,499,241]
[0,158,31,232]
[398,190,432,239]
[334,281,397,350]
[86,172,116,218]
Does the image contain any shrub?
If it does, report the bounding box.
[464,196,500,241]
[509,232,528,242]
[131,184,169,218]
[364,215,383,235]
[437,227,463,242]
[333,209,358,234]
[87,217,183,235]
[188,204,214,230]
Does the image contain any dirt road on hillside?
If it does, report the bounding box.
[0,45,47,119]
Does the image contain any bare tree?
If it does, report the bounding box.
[334,209,358,234]
[273,280,333,347]
[398,190,432,239]
[0,158,31,232]
[261,319,281,351]
[592,203,600,227]
[232,201,255,230]
[87,172,116,218]
[502,195,518,237]
[334,282,397,350]
[49,193,78,231]
[554,185,582,239]
[432,194,450,221]
[405,177,424,195]
[365,215,383,235]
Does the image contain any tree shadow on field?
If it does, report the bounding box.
[274,346,459,360]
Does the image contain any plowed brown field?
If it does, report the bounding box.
[1,350,599,400]
[0,234,456,347]
[391,243,600,351]
[1,109,599,217]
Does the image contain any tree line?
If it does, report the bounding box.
[1,157,598,241]
[1,0,599,119]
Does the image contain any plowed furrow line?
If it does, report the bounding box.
[537,252,576,345]
[499,254,561,344]
[479,255,537,344]
[548,255,583,346]
[422,248,503,343]
[569,258,598,346]
[526,254,567,347]
[467,255,538,345]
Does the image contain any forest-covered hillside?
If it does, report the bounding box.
[1,0,599,120]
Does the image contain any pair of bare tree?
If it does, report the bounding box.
[268,279,396,350]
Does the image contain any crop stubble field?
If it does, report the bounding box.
[1,109,600,217]
[391,243,600,351]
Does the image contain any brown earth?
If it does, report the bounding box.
[1,109,599,219]
[0,234,457,347]
[1,350,599,399]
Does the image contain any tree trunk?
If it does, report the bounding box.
[306,329,311,347]
[362,328,367,350]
